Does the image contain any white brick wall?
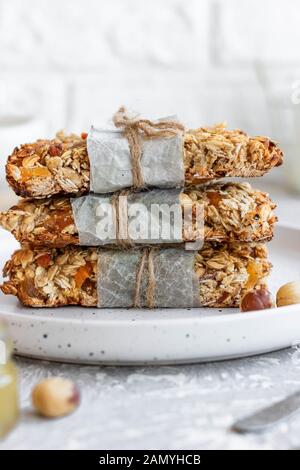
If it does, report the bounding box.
[0,0,299,176]
[0,0,208,69]
[216,0,300,64]
[68,70,271,135]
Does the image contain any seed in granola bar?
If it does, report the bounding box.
[240,288,273,312]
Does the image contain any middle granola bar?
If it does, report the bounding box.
[0,183,276,248]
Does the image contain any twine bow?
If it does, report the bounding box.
[113,106,185,190]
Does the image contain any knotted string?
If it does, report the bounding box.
[113,106,185,189]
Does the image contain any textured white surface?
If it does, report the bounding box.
[2,351,300,450]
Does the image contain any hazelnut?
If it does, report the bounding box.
[240,288,274,312]
[32,377,80,418]
[276,281,300,307]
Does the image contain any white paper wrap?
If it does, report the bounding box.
[97,248,200,308]
[87,125,184,193]
[70,189,184,246]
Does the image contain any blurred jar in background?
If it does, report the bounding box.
[257,64,300,195]
[0,79,48,210]
[0,320,19,438]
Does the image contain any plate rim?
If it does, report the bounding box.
[0,302,300,326]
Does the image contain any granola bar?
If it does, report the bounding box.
[1,243,271,308]
[0,183,277,247]
[6,125,283,198]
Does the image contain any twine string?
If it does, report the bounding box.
[133,247,157,308]
[113,106,185,189]
[111,190,133,249]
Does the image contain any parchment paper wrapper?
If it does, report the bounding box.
[97,248,200,308]
[71,189,184,246]
[87,123,184,193]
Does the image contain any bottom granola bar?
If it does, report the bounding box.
[1,243,271,308]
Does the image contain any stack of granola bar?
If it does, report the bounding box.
[0,113,283,309]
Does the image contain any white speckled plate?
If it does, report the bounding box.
[0,225,300,365]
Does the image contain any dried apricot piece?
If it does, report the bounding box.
[21,167,51,182]
[246,261,263,290]
[207,191,222,207]
[36,254,52,268]
[74,262,93,289]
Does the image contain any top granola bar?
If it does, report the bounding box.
[6,124,283,199]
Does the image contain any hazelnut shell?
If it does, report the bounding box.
[32,377,80,418]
